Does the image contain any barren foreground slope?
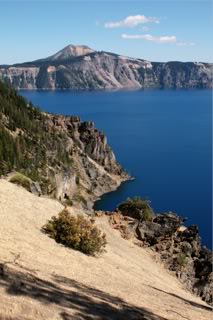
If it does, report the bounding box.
[0,180,212,320]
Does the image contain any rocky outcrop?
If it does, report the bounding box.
[45,114,128,207]
[23,113,129,207]
[137,214,213,305]
[0,45,212,89]
[107,209,213,305]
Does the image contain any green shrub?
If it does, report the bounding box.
[65,199,73,206]
[118,196,154,221]
[42,210,107,255]
[177,252,188,267]
[9,172,31,192]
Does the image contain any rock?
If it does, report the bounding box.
[193,272,213,304]
[153,213,185,235]
[179,272,189,283]
[181,225,200,241]
[135,213,186,247]
[109,212,135,240]
[55,169,77,202]
[181,241,192,257]
[69,116,80,123]
[120,208,213,305]
[46,113,130,204]
[109,212,124,225]
[137,221,162,245]
[30,181,42,197]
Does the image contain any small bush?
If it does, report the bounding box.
[42,210,107,255]
[118,196,154,221]
[65,199,73,206]
[9,172,31,192]
[177,252,188,267]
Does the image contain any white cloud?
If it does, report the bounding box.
[105,15,160,29]
[121,33,177,43]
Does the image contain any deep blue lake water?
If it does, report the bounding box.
[21,89,212,249]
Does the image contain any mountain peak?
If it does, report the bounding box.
[45,44,95,61]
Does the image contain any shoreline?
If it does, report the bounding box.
[18,87,213,92]
[92,175,135,211]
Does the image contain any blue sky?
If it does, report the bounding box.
[0,0,212,64]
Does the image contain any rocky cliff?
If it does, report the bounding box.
[0,81,129,208]
[107,199,213,305]
[45,114,129,208]
[0,45,212,89]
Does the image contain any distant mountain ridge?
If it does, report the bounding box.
[0,45,212,89]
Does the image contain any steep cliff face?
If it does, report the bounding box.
[0,82,129,208]
[0,45,212,89]
[0,66,40,89]
[46,115,128,208]
[151,62,212,88]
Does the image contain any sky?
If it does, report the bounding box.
[0,0,212,64]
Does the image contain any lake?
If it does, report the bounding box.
[21,89,212,249]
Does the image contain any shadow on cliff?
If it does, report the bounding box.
[0,265,167,320]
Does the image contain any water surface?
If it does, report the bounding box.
[21,89,212,248]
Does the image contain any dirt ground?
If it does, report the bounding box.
[0,179,212,320]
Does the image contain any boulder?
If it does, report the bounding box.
[153,213,186,235]
[136,221,162,245]
[30,181,42,197]
[181,241,193,257]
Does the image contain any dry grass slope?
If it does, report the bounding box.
[0,180,212,320]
